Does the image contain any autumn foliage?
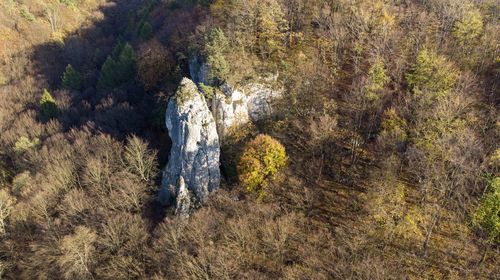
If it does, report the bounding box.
[238,134,287,196]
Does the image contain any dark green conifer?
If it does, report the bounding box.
[61,64,82,91]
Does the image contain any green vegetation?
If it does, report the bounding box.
[59,0,76,7]
[204,28,230,84]
[198,83,215,99]
[138,22,153,41]
[406,49,457,99]
[473,177,500,243]
[19,7,35,22]
[98,43,136,89]
[61,64,82,90]
[365,58,389,101]
[13,136,41,154]
[39,89,58,118]
[453,7,484,47]
[237,134,287,197]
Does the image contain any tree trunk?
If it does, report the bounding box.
[479,241,490,266]
[423,210,440,256]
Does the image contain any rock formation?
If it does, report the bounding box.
[212,84,250,137]
[159,78,220,216]
[189,58,283,138]
[212,83,282,138]
[159,61,283,216]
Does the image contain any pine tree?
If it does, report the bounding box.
[97,42,136,90]
[138,22,153,41]
[205,28,230,85]
[40,89,58,118]
[117,43,136,83]
[61,64,82,91]
[111,40,125,60]
[98,56,119,90]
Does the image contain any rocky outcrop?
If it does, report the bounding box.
[212,85,250,137]
[189,56,212,86]
[189,57,283,138]
[212,83,282,138]
[159,78,220,216]
[244,83,282,122]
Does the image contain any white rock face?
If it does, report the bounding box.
[175,177,191,218]
[159,78,220,215]
[212,84,250,137]
[245,83,282,122]
[212,83,282,138]
[189,58,283,137]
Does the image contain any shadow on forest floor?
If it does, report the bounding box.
[10,0,207,226]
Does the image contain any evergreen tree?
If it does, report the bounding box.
[138,22,153,41]
[61,64,82,91]
[205,28,229,85]
[40,89,58,118]
[111,40,125,60]
[117,43,136,83]
[98,56,119,90]
[98,42,136,89]
[453,7,483,48]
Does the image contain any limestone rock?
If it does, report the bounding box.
[174,177,191,218]
[212,83,282,138]
[188,56,283,137]
[212,84,250,137]
[159,78,220,211]
[189,56,211,85]
[245,83,282,122]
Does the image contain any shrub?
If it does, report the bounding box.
[237,134,287,197]
[40,89,58,118]
[61,64,82,90]
[14,136,41,154]
[473,177,499,243]
[0,190,15,235]
[453,7,483,47]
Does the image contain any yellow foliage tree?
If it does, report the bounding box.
[237,134,287,197]
[453,7,483,47]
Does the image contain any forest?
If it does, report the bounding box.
[0,0,498,279]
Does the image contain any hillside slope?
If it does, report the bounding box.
[0,0,498,279]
